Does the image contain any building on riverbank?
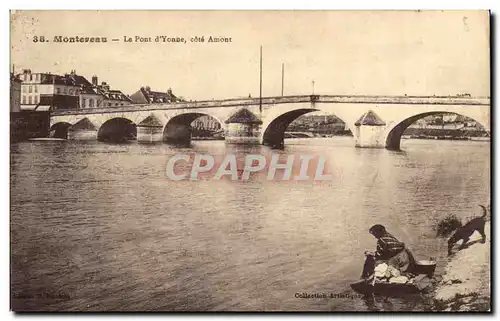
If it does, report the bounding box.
[17,69,132,110]
[91,76,133,107]
[288,114,351,135]
[130,86,184,104]
[408,114,484,131]
[17,69,81,111]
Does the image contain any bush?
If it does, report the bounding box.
[436,214,462,237]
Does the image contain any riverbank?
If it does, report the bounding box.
[10,111,50,142]
[432,222,491,311]
[402,135,490,142]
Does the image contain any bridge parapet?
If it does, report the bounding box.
[51,95,315,116]
[50,94,490,117]
[318,95,490,106]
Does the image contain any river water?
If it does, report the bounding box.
[10,137,490,311]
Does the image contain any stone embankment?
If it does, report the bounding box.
[432,223,491,311]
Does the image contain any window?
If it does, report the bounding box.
[28,86,32,93]
[89,99,94,108]
[64,87,68,94]
[34,96,38,104]
[56,87,61,94]
[108,103,111,107]
[82,98,86,108]
[97,100,101,107]
[115,103,119,106]
[34,85,38,93]
[28,96,32,104]
[22,86,27,93]
[69,89,73,95]
[22,96,26,104]
[30,74,33,81]
[121,103,124,106]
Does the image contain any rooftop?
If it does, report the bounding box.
[355,110,386,126]
[225,108,262,124]
[130,86,179,104]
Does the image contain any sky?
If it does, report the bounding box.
[10,10,490,100]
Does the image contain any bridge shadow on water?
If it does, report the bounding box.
[97,138,137,145]
[167,142,194,149]
[386,147,406,154]
[266,145,285,151]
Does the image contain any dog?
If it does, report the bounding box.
[447,205,488,256]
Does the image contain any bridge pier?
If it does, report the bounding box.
[136,115,164,143]
[137,125,163,143]
[224,108,263,145]
[67,118,98,141]
[354,125,386,148]
[68,128,98,141]
[353,110,386,148]
[225,123,262,144]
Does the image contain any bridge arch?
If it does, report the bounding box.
[260,108,353,148]
[97,117,137,143]
[49,122,72,139]
[163,112,224,144]
[385,111,489,150]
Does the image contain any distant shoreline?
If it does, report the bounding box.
[190,135,490,142]
[401,135,490,142]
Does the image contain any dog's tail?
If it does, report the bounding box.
[479,205,488,218]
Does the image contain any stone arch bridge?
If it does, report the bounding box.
[50,95,490,150]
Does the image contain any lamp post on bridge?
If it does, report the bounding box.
[310,80,318,105]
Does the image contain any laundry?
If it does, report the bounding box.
[374,263,388,273]
[373,263,407,283]
[389,276,409,284]
[374,263,388,278]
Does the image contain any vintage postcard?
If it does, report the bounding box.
[9,10,491,312]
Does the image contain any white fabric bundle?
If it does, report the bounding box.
[389,276,409,284]
[374,263,388,278]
